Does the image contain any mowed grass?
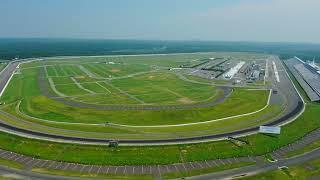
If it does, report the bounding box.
[110,72,217,104]
[50,77,74,85]
[71,82,139,105]
[0,101,281,140]
[30,62,221,106]
[55,84,89,96]
[0,94,282,141]
[18,88,267,125]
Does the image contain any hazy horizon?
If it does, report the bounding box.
[1,0,320,43]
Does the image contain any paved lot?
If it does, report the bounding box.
[0,148,260,178]
[285,58,320,101]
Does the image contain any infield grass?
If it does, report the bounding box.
[1,61,270,125]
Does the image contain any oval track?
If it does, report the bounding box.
[0,57,305,145]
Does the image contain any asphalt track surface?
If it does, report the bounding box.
[0,61,19,97]
[0,57,304,145]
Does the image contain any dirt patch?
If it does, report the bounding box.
[177,97,194,104]
[148,76,154,79]
[111,68,120,73]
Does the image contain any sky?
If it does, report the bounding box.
[0,0,319,43]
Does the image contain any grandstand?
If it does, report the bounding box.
[285,57,320,102]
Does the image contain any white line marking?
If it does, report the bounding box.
[71,77,95,94]
[96,82,111,93]
[59,65,68,76]
[52,66,59,76]
[44,66,49,77]
[104,81,146,104]
[48,78,66,97]
[0,63,17,98]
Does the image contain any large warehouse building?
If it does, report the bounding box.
[285,57,320,102]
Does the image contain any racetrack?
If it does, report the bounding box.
[0,56,305,145]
